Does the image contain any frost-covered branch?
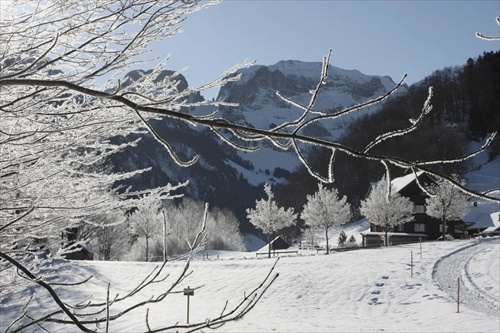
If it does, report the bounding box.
[476,17,500,40]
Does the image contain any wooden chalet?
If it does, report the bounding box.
[361,172,470,247]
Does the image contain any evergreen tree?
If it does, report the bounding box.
[337,231,347,248]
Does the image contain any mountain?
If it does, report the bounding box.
[217,60,404,140]
[210,60,407,186]
[108,62,407,230]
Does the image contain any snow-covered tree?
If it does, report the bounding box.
[301,184,351,254]
[89,212,130,261]
[360,176,414,246]
[208,206,245,251]
[128,204,163,262]
[162,198,244,255]
[247,184,297,258]
[0,1,276,331]
[425,175,469,239]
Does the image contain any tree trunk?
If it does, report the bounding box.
[267,234,271,259]
[384,226,388,247]
[162,210,168,262]
[146,235,149,262]
[325,228,330,255]
[441,216,446,240]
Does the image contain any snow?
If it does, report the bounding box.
[228,146,301,186]
[464,198,500,230]
[466,149,500,193]
[3,238,499,332]
[390,171,424,194]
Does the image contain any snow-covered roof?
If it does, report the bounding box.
[390,171,424,194]
[79,242,96,254]
[482,226,500,233]
[464,198,500,230]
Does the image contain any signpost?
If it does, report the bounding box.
[184,286,195,324]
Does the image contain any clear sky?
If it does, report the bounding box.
[149,0,499,100]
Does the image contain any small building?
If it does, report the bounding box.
[269,236,289,251]
[63,243,95,260]
[61,227,94,260]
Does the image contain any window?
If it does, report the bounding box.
[414,223,425,232]
[413,205,425,214]
[394,224,405,232]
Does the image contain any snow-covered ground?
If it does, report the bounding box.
[3,238,498,332]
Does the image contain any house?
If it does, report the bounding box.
[61,227,94,260]
[361,172,470,247]
[268,235,289,251]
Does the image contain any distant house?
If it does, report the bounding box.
[269,236,289,251]
[61,227,94,260]
[361,172,470,246]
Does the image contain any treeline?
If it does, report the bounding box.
[276,51,500,241]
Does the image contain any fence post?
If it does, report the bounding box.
[419,237,422,259]
[410,250,413,278]
[457,278,460,313]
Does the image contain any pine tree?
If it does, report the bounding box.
[337,231,348,248]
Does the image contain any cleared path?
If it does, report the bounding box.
[433,238,500,316]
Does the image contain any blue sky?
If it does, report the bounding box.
[148,0,499,99]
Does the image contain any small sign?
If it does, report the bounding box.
[184,287,194,296]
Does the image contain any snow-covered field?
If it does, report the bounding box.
[3,238,498,332]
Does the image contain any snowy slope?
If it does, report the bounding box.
[3,238,498,332]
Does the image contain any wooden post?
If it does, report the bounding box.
[184,286,194,324]
[419,237,422,259]
[411,251,413,278]
[457,278,460,313]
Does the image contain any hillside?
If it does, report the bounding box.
[3,238,498,332]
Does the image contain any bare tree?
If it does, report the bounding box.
[425,175,469,240]
[360,176,414,246]
[161,198,244,255]
[247,184,297,258]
